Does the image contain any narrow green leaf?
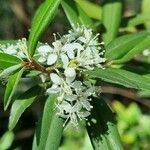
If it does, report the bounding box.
[105,31,150,61]
[113,35,150,64]
[0,131,14,150]
[32,94,64,150]
[142,0,150,30]
[0,53,22,69]
[0,64,23,78]
[61,0,94,29]
[76,4,94,28]
[87,97,123,150]
[4,68,24,110]
[8,86,41,130]
[76,0,102,20]
[102,0,122,45]
[28,0,61,57]
[85,68,150,91]
[61,0,80,28]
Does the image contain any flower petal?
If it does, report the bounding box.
[60,53,69,68]
[64,67,76,78]
[47,84,60,94]
[37,45,53,54]
[50,73,62,85]
[47,53,58,65]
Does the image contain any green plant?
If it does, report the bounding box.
[0,0,150,149]
[113,101,150,150]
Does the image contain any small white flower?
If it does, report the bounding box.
[64,67,76,83]
[37,45,53,53]
[5,45,17,55]
[16,38,28,58]
[60,53,69,68]
[47,84,61,94]
[37,45,53,63]
[47,53,58,65]
[50,73,62,85]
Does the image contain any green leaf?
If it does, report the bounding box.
[113,35,150,64]
[142,0,150,30]
[8,86,41,130]
[102,0,122,45]
[0,131,14,150]
[76,4,94,28]
[85,68,150,91]
[75,0,102,20]
[4,68,24,110]
[0,53,23,69]
[127,14,150,27]
[61,0,79,28]
[0,64,23,78]
[105,31,150,61]
[28,0,61,57]
[61,0,94,29]
[32,94,64,150]
[138,90,150,98]
[87,97,123,150]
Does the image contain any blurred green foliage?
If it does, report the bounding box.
[113,101,150,150]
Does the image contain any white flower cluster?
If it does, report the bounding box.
[47,73,95,126]
[0,26,106,126]
[37,26,106,70]
[0,38,27,59]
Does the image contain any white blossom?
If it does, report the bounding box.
[0,26,106,127]
[37,45,53,63]
[47,53,58,65]
[50,73,62,85]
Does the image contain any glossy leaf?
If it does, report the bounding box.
[85,68,150,91]
[28,0,61,57]
[0,53,22,69]
[9,86,41,130]
[0,131,14,150]
[77,4,94,28]
[76,0,102,20]
[102,0,122,45]
[105,31,150,61]
[4,68,24,110]
[113,35,150,64]
[32,94,64,150]
[87,97,123,150]
[61,0,94,29]
[0,64,23,78]
[61,0,79,28]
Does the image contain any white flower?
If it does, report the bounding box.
[5,45,17,55]
[60,53,69,68]
[50,73,62,85]
[16,38,27,58]
[47,84,61,94]
[47,53,58,65]
[64,67,76,83]
[37,45,53,63]
[0,26,105,127]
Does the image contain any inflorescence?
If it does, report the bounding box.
[0,26,106,126]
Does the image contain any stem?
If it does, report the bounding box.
[23,59,53,74]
